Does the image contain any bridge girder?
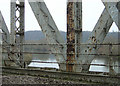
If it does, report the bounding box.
[29,1,67,70]
[29,0,120,72]
[67,1,82,72]
[102,1,120,30]
[1,0,119,73]
[67,1,120,72]
[78,8,113,72]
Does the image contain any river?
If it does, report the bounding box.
[29,56,119,73]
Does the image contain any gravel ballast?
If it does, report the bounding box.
[2,75,85,85]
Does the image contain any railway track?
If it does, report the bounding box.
[2,67,120,84]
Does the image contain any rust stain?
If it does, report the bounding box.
[66,2,75,72]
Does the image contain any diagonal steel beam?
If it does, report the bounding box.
[0,11,10,53]
[29,0,66,70]
[77,8,113,72]
[0,11,10,44]
[102,1,120,74]
[0,11,11,67]
[102,1,120,30]
[78,1,120,72]
[88,9,113,47]
[80,1,120,72]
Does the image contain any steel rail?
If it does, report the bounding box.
[2,67,120,84]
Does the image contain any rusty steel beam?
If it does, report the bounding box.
[67,2,75,72]
[67,1,82,72]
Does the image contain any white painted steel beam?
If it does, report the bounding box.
[0,11,12,67]
[102,1,120,30]
[29,1,66,70]
[79,1,120,72]
[78,8,113,72]
[0,11,10,44]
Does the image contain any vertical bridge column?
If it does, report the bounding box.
[67,2,75,72]
[10,0,25,67]
[67,0,82,72]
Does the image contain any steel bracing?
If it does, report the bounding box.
[0,0,120,74]
[10,0,25,67]
[66,1,120,72]
[29,1,67,70]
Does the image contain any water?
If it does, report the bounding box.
[89,57,109,72]
[29,57,119,72]
[29,59,59,69]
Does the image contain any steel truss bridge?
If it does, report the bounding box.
[0,0,120,84]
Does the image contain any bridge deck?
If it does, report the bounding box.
[2,67,120,85]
